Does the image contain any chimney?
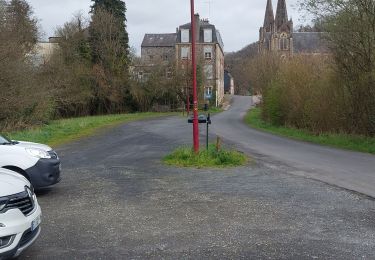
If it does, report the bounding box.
[194,13,200,42]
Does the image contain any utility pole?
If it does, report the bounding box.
[190,0,199,153]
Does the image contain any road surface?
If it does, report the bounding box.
[212,95,375,198]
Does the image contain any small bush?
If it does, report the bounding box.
[263,80,284,125]
[163,144,248,168]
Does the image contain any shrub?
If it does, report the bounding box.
[247,54,359,135]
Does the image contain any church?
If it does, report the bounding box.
[258,0,327,56]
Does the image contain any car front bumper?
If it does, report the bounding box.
[0,202,42,259]
[25,158,61,189]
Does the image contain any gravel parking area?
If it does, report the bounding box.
[22,116,375,259]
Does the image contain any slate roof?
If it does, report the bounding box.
[141,33,177,47]
[293,32,329,54]
[177,20,224,51]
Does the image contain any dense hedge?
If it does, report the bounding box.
[249,54,374,137]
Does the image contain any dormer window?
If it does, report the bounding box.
[181,29,189,43]
[204,29,212,43]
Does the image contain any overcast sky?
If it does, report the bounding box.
[27,0,304,54]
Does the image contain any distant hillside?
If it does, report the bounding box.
[225,42,258,95]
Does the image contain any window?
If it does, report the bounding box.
[181,29,189,43]
[162,54,168,61]
[204,64,213,79]
[206,86,213,96]
[280,33,289,50]
[204,46,213,60]
[181,47,190,60]
[204,29,212,43]
[280,38,289,50]
[149,55,154,60]
[204,86,213,100]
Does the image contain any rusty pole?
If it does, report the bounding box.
[190,0,199,153]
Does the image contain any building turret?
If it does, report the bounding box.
[275,0,288,29]
[263,0,274,32]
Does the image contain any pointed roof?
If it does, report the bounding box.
[275,0,288,29]
[263,0,274,31]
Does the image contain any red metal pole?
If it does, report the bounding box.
[190,0,199,153]
[187,91,190,114]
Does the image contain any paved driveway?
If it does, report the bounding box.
[212,95,375,198]
[22,102,375,259]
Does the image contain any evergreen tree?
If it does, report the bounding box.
[88,0,130,114]
[89,0,129,64]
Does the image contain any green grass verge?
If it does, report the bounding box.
[163,144,248,168]
[6,112,174,148]
[245,108,375,154]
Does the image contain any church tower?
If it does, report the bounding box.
[275,0,288,29]
[259,0,294,56]
[264,0,274,32]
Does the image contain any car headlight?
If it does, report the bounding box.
[0,198,8,211]
[25,148,51,159]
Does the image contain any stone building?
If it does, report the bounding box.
[258,0,328,56]
[140,14,225,106]
[138,33,177,81]
[30,37,60,66]
[141,33,177,65]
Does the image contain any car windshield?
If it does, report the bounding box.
[0,135,12,145]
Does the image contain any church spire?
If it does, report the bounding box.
[263,0,274,32]
[275,0,288,29]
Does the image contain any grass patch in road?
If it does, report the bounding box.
[7,112,174,148]
[204,106,224,114]
[163,144,248,168]
[245,108,375,154]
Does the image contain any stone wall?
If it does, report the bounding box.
[141,46,176,65]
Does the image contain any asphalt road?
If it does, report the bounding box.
[212,95,375,198]
[21,99,375,259]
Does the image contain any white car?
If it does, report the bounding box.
[0,168,42,259]
[0,135,61,189]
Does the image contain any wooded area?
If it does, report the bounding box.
[0,0,186,131]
